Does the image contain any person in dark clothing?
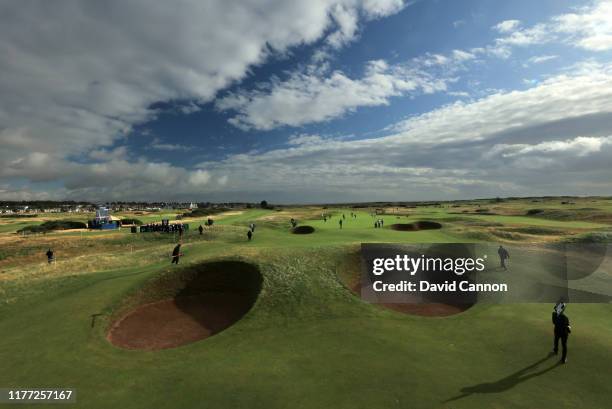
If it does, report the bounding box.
[247,230,253,241]
[198,225,204,235]
[339,219,343,229]
[46,248,54,264]
[171,243,181,264]
[498,245,510,270]
[552,302,571,364]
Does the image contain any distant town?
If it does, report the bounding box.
[2,196,609,215]
[0,201,245,214]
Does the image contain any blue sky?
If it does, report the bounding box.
[1,0,611,202]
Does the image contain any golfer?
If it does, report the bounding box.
[339,219,343,229]
[552,301,571,364]
[46,248,54,264]
[198,225,203,235]
[171,243,181,264]
[247,230,253,241]
[498,245,510,270]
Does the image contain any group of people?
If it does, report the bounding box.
[374,219,384,228]
[139,222,188,235]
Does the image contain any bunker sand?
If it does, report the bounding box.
[108,292,254,350]
[107,260,262,350]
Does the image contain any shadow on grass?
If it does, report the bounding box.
[444,353,560,403]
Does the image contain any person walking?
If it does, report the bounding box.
[46,248,54,264]
[171,243,181,265]
[198,224,203,235]
[247,230,253,241]
[552,301,571,364]
[498,245,510,270]
[339,219,343,229]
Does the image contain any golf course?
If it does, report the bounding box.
[1,197,611,409]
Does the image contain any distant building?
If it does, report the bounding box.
[89,206,120,230]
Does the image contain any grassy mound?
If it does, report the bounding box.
[526,208,612,222]
[17,220,87,234]
[107,260,262,350]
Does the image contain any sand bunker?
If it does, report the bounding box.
[292,225,315,234]
[350,282,471,317]
[390,221,442,231]
[108,261,262,350]
[340,244,475,317]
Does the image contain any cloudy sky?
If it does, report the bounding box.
[1,0,612,203]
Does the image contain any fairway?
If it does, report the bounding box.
[1,198,611,409]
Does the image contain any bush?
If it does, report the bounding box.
[120,218,143,225]
[18,220,87,234]
[567,232,612,243]
[259,200,274,210]
[183,208,229,218]
[526,209,544,215]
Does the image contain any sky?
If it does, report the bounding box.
[1,0,611,203]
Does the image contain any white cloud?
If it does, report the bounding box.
[0,0,406,195]
[488,136,612,158]
[526,55,559,65]
[149,138,194,152]
[452,49,476,62]
[217,175,229,186]
[495,23,552,46]
[188,170,211,187]
[493,19,521,33]
[287,134,325,146]
[387,65,612,145]
[216,46,481,131]
[492,1,612,52]
[553,0,612,51]
[89,146,129,161]
[196,64,612,201]
[216,59,450,130]
[448,91,470,98]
